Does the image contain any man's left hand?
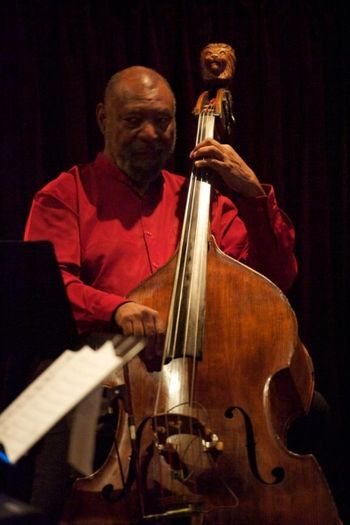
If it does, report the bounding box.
[190,138,265,198]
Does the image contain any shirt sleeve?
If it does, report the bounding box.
[210,184,298,292]
[24,182,127,334]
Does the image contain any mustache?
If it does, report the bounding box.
[130,143,164,155]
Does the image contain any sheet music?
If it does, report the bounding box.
[68,386,104,476]
[0,337,145,464]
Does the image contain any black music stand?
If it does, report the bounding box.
[0,240,78,411]
[0,240,78,520]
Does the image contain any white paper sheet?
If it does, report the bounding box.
[0,336,145,465]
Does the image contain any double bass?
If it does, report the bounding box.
[61,43,341,524]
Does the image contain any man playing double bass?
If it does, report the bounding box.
[25,65,296,338]
[24,61,338,523]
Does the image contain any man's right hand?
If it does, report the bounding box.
[114,302,165,369]
[114,301,165,337]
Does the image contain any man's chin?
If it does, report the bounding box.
[130,158,163,173]
[128,165,161,184]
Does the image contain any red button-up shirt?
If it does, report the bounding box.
[24,152,297,334]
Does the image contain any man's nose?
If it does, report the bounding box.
[139,121,158,139]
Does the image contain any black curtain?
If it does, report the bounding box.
[1,0,349,521]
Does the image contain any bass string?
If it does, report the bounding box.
[150,103,217,498]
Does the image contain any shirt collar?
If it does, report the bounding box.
[94,151,165,195]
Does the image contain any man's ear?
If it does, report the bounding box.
[96,103,106,134]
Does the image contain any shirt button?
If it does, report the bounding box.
[145,231,152,237]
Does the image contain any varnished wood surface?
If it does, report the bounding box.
[60,239,340,524]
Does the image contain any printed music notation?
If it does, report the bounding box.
[0,336,145,467]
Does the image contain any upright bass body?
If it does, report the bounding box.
[126,237,340,524]
[61,237,340,525]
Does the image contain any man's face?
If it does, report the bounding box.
[100,75,176,189]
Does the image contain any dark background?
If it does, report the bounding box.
[1,0,349,521]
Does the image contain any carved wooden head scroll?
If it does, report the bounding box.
[200,43,236,86]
